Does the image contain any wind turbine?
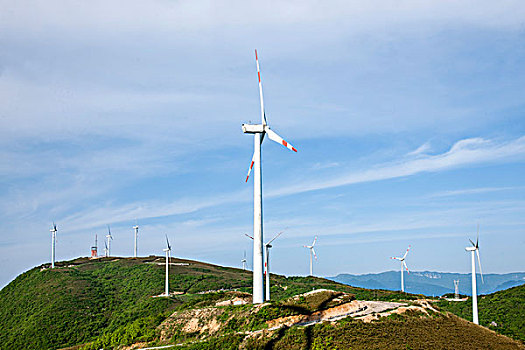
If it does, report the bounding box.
[133,222,139,258]
[242,50,298,304]
[454,280,460,300]
[391,245,411,292]
[50,222,57,268]
[242,251,247,270]
[264,231,283,300]
[106,225,113,257]
[163,235,172,296]
[466,225,484,325]
[303,236,318,276]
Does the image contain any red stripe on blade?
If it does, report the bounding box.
[255,49,258,60]
[292,147,297,152]
[258,72,260,82]
[282,140,287,147]
[250,161,254,169]
[245,175,249,182]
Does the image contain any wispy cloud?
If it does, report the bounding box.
[268,136,525,197]
[429,186,525,198]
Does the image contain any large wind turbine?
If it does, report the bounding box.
[163,235,172,297]
[391,245,411,292]
[133,223,139,258]
[50,222,57,268]
[242,50,298,304]
[303,236,318,276]
[466,225,484,325]
[264,231,283,301]
[106,225,113,257]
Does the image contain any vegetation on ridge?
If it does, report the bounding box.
[437,284,525,342]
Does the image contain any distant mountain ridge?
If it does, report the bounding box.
[328,271,525,296]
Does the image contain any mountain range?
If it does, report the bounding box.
[328,271,525,296]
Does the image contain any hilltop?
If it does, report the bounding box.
[0,257,523,350]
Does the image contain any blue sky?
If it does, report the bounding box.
[1,1,524,287]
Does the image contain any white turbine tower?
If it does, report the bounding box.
[106,225,113,257]
[133,223,139,258]
[264,231,283,301]
[50,222,57,268]
[163,235,172,297]
[242,251,247,270]
[391,245,411,292]
[303,236,318,276]
[104,240,109,258]
[466,225,484,325]
[242,50,298,304]
[454,280,460,300]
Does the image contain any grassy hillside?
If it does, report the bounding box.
[0,256,414,350]
[437,284,525,342]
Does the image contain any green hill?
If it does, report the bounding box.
[0,256,522,350]
[0,256,411,350]
[437,284,525,342]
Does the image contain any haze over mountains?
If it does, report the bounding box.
[329,271,525,296]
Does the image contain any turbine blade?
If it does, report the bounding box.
[245,233,254,240]
[245,152,256,182]
[312,247,317,260]
[404,261,410,274]
[267,231,283,245]
[165,234,171,250]
[265,127,298,152]
[391,257,400,260]
[311,236,317,247]
[469,238,476,247]
[402,245,411,259]
[255,49,267,126]
[476,249,484,283]
[476,224,480,248]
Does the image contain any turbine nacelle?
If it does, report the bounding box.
[242,124,265,133]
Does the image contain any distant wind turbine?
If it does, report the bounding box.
[241,250,247,271]
[50,222,57,268]
[104,240,109,258]
[454,280,460,300]
[163,235,172,296]
[242,50,298,304]
[265,231,283,301]
[391,245,411,292]
[466,225,484,325]
[133,222,139,258]
[106,225,113,257]
[303,236,318,276]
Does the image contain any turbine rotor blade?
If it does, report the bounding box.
[165,234,171,250]
[312,247,317,260]
[476,224,480,248]
[265,127,298,152]
[311,236,317,247]
[476,249,484,283]
[245,233,254,240]
[404,261,410,274]
[403,245,411,259]
[469,238,476,247]
[267,231,283,245]
[255,49,267,126]
[245,152,256,182]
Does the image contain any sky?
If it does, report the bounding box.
[1,0,524,288]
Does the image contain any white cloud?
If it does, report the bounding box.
[268,136,525,197]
